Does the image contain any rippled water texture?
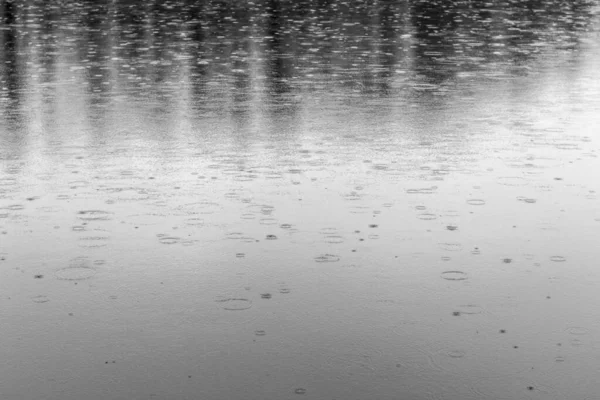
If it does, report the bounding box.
[2,1,600,399]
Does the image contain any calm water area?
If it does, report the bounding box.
[2,1,600,399]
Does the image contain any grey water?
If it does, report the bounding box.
[1,1,600,399]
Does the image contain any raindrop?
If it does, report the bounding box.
[215,297,252,311]
[441,271,468,281]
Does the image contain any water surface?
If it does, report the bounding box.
[2,1,600,399]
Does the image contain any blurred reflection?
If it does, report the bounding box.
[0,0,595,140]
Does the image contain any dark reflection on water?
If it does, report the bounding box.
[0,0,595,117]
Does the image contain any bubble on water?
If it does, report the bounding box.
[566,327,588,335]
[417,213,437,220]
[32,295,50,303]
[441,271,468,281]
[159,236,181,245]
[294,388,307,395]
[550,256,566,262]
[466,199,486,206]
[77,210,113,221]
[314,254,340,263]
[497,177,528,186]
[324,235,344,244]
[438,243,462,252]
[215,297,252,311]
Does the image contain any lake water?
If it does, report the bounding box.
[2,1,600,399]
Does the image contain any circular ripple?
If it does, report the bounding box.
[324,236,344,244]
[466,199,486,206]
[417,213,437,220]
[441,271,468,281]
[438,243,463,252]
[314,254,340,263]
[566,327,588,335]
[77,210,113,221]
[159,236,181,245]
[55,266,97,281]
[78,235,110,248]
[31,295,50,303]
[215,298,252,311]
[497,177,528,186]
[550,256,566,262]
